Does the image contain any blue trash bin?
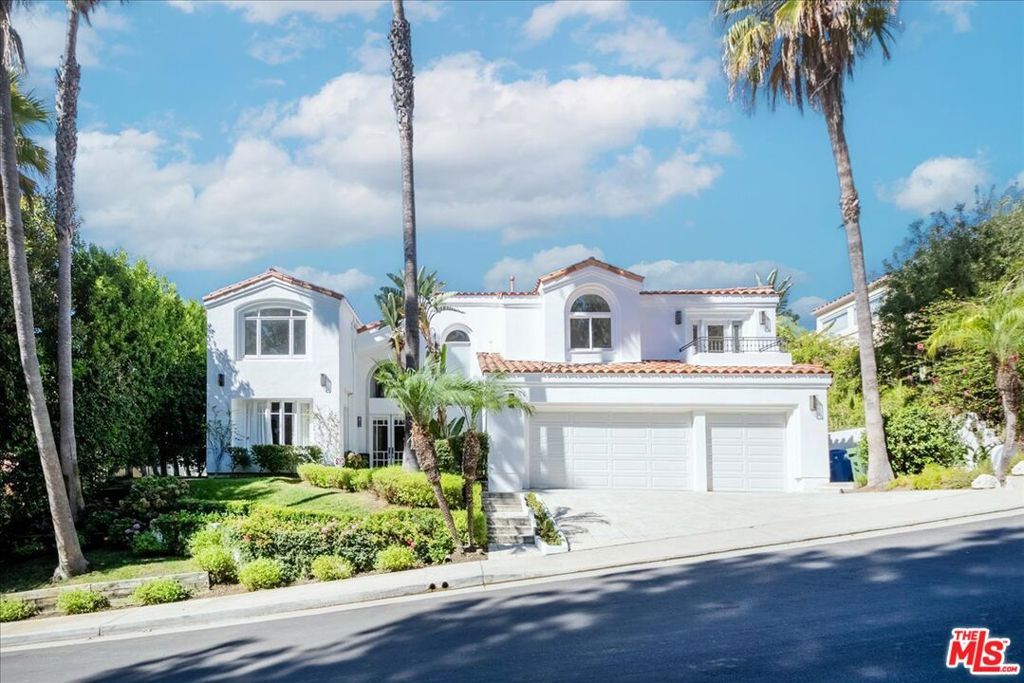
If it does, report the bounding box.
[829,449,854,482]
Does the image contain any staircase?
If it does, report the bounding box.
[484,492,534,550]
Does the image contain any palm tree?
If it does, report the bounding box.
[755,267,797,321]
[374,286,406,363]
[54,0,100,521]
[926,285,1024,483]
[390,0,419,472]
[1,74,50,216]
[459,375,532,549]
[387,268,459,358]
[716,0,898,486]
[1,0,89,578]
[375,356,471,553]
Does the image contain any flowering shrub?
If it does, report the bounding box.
[119,477,190,522]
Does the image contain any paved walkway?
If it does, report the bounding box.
[2,486,1021,649]
[532,488,1009,550]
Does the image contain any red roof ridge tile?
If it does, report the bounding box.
[203,269,345,303]
[476,352,829,376]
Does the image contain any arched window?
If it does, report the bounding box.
[370,368,387,398]
[444,329,470,344]
[569,294,611,350]
[243,307,307,357]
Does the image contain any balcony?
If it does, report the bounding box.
[680,336,792,367]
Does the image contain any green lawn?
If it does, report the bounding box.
[187,476,386,517]
[2,550,198,594]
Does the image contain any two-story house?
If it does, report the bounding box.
[205,257,832,493]
[813,275,890,340]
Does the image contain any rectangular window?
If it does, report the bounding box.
[268,401,302,445]
[591,318,611,348]
[292,319,306,355]
[270,401,281,444]
[261,319,290,355]
[570,318,590,349]
[244,319,258,355]
[826,311,849,330]
[692,324,698,342]
[732,321,742,352]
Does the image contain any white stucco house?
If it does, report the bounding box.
[205,257,833,493]
[812,275,889,340]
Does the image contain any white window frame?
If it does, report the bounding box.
[568,294,613,351]
[242,306,309,358]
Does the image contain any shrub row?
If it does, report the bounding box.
[887,462,985,490]
[229,444,325,474]
[298,464,478,511]
[525,493,562,546]
[0,598,37,622]
[297,464,372,492]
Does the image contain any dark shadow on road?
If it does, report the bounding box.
[45,519,1024,683]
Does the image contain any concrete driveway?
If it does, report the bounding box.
[532,488,1004,550]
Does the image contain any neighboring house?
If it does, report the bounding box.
[205,257,833,493]
[812,276,889,340]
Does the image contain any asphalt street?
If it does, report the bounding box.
[2,515,1022,682]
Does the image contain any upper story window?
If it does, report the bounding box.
[444,329,470,344]
[824,310,850,330]
[244,307,307,357]
[569,294,611,350]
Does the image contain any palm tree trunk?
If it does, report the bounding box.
[55,3,85,519]
[461,428,481,549]
[994,360,1020,483]
[410,422,464,554]
[390,0,420,472]
[1,43,89,579]
[821,94,893,487]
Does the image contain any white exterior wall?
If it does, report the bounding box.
[205,280,357,472]
[485,374,831,492]
[814,284,888,340]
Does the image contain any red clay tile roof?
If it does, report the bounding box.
[812,275,890,314]
[640,287,776,296]
[535,257,645,287]
[203,268,345,303]
[477,352,829,376]
[356,320,384,333]
[450,291,539,298]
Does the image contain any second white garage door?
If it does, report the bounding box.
[530,413,690,489]
[709,414,787,492]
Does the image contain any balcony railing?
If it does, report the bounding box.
[679,336,788,354]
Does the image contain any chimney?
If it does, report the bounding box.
[509,275,516,293]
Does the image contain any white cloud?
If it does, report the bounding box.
[484,245,605,291]
[218,1,383,24]
[523,0,628,41]
[12,4,129,73]
[791,295,827,324]
[880,156,988,214]
[76,53,724,271]
[278,265,375,293]
[248,19,323,65]
[933,0,976,33]
[593,16,717,79]
[1014,170,1024,187]
[629,259,804,290]
[165,0,196,14]
[353,31,389,73]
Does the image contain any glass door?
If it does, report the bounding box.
[371,415,406,467]
[707,324,725,352]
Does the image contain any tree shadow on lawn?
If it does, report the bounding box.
[77,520,1024,683]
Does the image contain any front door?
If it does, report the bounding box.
[371,415,405,468]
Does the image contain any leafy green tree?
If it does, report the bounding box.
[926,284,1024,482]
[458,375,531,548]
[375,355,472,553]
[716,0,898,486]
[781,319,862,430]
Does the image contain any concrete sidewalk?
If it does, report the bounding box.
[2,487,1021,649]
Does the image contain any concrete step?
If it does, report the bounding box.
[487,517,531,528]
[487,525,533,535]
[490,534,534,545]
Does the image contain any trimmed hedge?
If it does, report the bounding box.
[887,462,981,490]
[374,546,418,572]
[370,467,466,509]
[57,589,109,615]
[0,598,36,622]
[133,578,191,605]
[310,555,354,582]
[239,559,288,591]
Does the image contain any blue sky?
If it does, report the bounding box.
[12,0,1023,324]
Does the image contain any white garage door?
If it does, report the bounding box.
[709,414,787,492]
[530,413,690,489]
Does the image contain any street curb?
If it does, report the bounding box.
[3,505,1021,649]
